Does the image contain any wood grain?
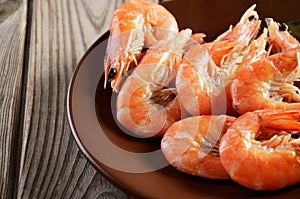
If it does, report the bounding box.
[0,0,27,199]
[17,0,157,199]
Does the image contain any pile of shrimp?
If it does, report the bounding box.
[104,0,300,191]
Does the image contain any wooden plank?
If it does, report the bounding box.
[17,0,158,198]
[0,0,27,199]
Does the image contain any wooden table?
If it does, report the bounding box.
[0,0,159,198]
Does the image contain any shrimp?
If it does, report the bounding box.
[231,47,300,114]
[176,46,232,116]
[266,18,300,53]
[215,4,260,44]
[226,28,269,77]
[104,0,179,92]
[116,29,191,137]
[161,115,235,180]
[203,4,261,67]
[219,109,300,191]
[176,29,268,116]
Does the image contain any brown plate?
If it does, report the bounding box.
[67,0,300,198]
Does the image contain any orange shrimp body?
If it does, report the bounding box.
[226,28,269,75]
[203,4,261,67]
[220,110,300,191]
[231,47,300,114]
[266,18,300,53]
[104,0,179,92]
[116,29,191,137]
[216,4,260,44]
[176,46,233,116]
[161,115,235,180]
[176,29,268,116]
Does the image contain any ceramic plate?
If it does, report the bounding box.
[67,0,300,198]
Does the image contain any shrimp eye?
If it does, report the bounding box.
[248,15,257,21]
[279,23,288,31]
[108,68,117,79]
[291,133,299,139]
[141,45,149,53]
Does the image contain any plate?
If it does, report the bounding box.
[67,0,300,198]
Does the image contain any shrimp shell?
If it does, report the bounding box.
[231,47,300,114]
[220,109,300,191]
[116,29,192,137]
[176,29,268,116]
[161,115,235,180]
[104,0,179,92]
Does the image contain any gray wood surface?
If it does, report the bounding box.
[0,0,159,198]
[17,0,134,198]
[0,0,27,198]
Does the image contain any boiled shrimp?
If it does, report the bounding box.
[104,0,179,92]
[116,29,191,137]
[176,28,268,116]
[219,109,300,191]
[231,46,300,114]
[203,4,261,67]
[266,18,300,53]
[176,46,232,116]
[226,28,269,77]
[161,115,235,180]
